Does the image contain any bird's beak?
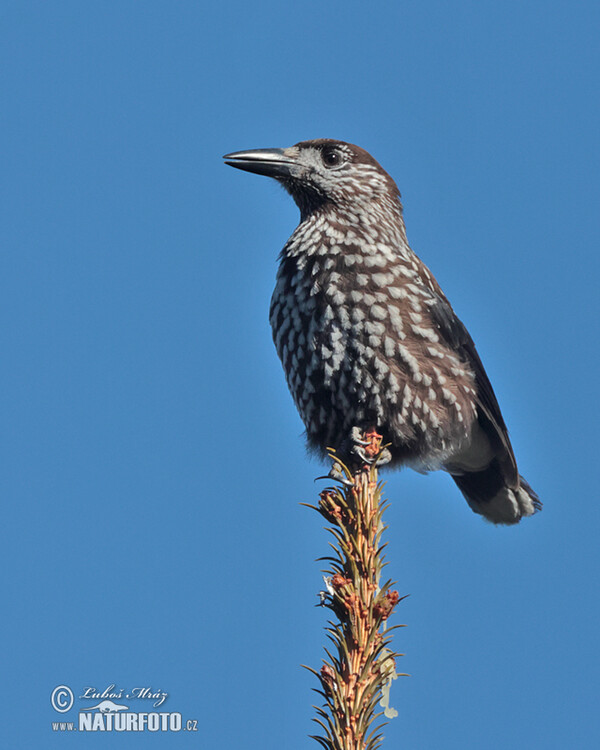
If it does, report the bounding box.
[223,148,295,179]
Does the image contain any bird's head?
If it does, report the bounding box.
[224,139,400,219]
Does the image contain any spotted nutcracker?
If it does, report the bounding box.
[224,139,540,525]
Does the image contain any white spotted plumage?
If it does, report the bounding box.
[269,191,478,470]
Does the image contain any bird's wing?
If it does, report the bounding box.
[421,275,519,486]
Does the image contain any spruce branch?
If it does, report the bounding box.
[307,434,407,750]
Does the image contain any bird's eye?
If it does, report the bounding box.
[321,148,344,168]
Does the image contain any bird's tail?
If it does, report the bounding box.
[450,459,541,525]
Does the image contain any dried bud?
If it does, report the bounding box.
[373,589,402,621]
[320,663,336,691]
[331,574,352,590]
[362,428,383,459]
[318,489,343,523]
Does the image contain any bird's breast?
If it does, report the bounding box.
[269,229,478,466]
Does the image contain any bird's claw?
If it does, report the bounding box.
[352,446,392,466]
[327,462,355,486]
[376,446,392,465]
[349,427,391,467]
[349,430,372,447]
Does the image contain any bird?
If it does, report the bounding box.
[223,139,541,525]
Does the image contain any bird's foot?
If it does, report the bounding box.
[327,461,355,487]
[350,427,392,467]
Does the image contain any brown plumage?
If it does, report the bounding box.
[224,139,541,524]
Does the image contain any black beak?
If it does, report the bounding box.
[223,148,295,179]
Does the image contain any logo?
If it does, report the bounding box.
[81,700,129,713]
[50,684,199,733]
[51,686,74,713]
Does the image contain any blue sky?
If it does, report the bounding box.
[1,1,599,747]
